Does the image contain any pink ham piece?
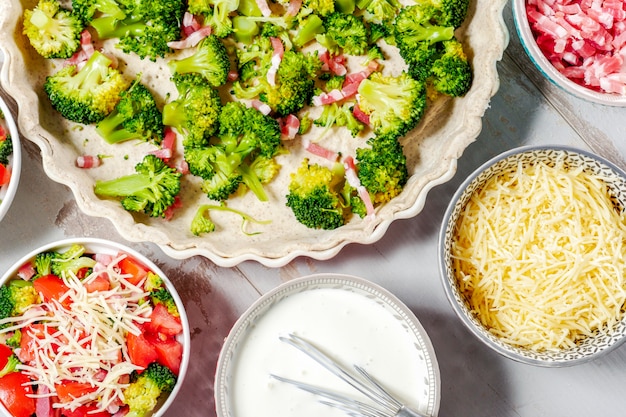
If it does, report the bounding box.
[527,0,626,94]
[76,155,101,169]
[343,156,375,219]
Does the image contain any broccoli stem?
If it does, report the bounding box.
[94,173,160,197]
[238,163,268,202]
[96,111,135,144]
[68,51,114,93]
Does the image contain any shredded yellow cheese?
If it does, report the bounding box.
[451,157,626,352]
[0,254,153,413]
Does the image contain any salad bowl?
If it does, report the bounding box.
[0,93,20,223]
[0,237,190,416]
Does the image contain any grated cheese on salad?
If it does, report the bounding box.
[0,253,154,413]
[451,156,626,351]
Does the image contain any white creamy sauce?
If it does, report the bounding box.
[230,287,433,417]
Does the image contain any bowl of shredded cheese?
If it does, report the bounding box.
[512,0,626,106]
[439,145,626,366]
[0,237,190,416]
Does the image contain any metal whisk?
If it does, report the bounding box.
[270,333,430,417]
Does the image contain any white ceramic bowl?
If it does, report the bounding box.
[0,237,191,416]
[215,274,440,417]
[0,0,509,266]
[0,94,20,223]
[512,0,626,106]
[439,145,626,366]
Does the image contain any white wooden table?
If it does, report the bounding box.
[2,4,626,416]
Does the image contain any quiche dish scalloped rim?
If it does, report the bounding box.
[0,0,509,267]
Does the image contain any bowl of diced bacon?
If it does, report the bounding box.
[0,94,21,223]
[513,0,626,106]
[0,237,190,417]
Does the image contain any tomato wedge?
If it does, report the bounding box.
[84,275,110,293]
[0,345,12,370]
[118,255,149,286]
[55,381,97,403]
[146,303,183,337]
[127,329,158,369]
[0,372,35,417]
[0,164,10,187]
[33,274,70,303]
[146,333,183,375]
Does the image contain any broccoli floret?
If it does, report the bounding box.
[200,167,243,201]
[5,330,21,349]
[285,158,352,230]
[429,39,472,97]
[71,0,126,24]
[191,205,216,236]
[314,102,365,137]
[150,288,180,317]
[303,0,335,16]
[393,4,455,52]
[218,101,281,160]
[0,138,12,167]
[124,362,177,417]
[236,49,321,117]
[190,203,271,235]
[188,0,240,38]
[185,102,281,201]
[163,73,222,148]
[34,251,55,277]
[400,41,442,82]
[185,102,282,201]
[356,71,426,138]
[355,133,408,205]
[23,0,84,59]
[358,0,402,24]
[94,154,182,218]
[168,36,231,87]
[0,280,41,321]
[96,78,164,145]
[90,0,185,61]
[33,246,95,279]
[0,354,20,378]
[43,50,129,124]
[319,12,369,56]
[428,0,470,28]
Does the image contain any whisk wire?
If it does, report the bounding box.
[273,333,429,417]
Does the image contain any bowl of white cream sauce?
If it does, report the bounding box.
[214,274,440,417]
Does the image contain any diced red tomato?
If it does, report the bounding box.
[127,330,159,370]
[146,333,183,375]
[117,255,149,286]
[0,125,6,141]
[146,303,183,337]
[33,274,70,303]
[0,372,36,417]
[55,381,97,403]
[0,344,12,370]
[0,164,10,187]
[84,275,110,293]
[18,324,47,363]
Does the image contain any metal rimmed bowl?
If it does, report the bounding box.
[0,237,190,416]
[215,274,440,417]
[439,145,626,366]
[512,0,626,106]
[0,94,20,223]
